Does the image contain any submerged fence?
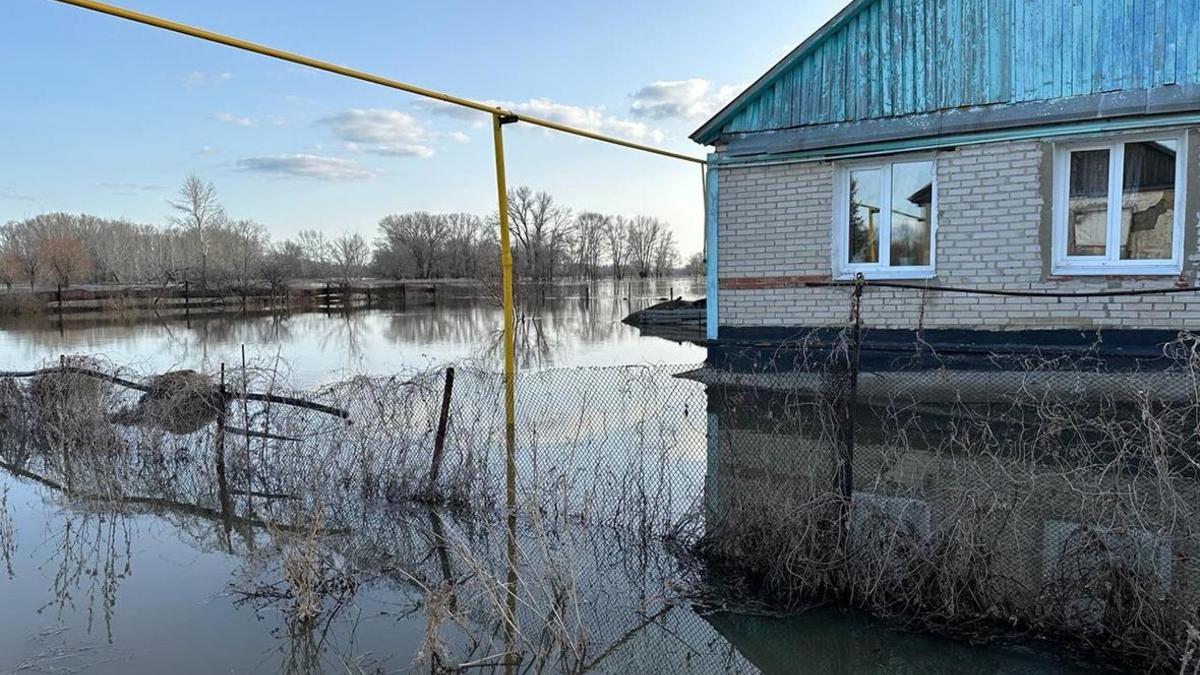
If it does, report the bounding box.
[3,293,1200,671]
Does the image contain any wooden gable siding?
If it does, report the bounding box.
[722,0,1200,136]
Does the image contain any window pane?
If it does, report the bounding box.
[1067,149,1110,257]
[1120,140,1176,260]
[890,161,933,267]
[848,169,881,264]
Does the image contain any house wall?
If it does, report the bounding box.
[718,0,1200,137]
[716,128,1200,331]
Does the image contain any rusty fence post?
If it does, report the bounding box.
[427,367,456,491]
[840,275,865,510]
[215,362,233,538]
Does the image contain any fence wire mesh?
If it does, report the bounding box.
[3,295,1200,671]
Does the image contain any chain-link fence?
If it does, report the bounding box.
[2,285,1200,671]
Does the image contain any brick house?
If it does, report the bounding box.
[693,0,1200,367]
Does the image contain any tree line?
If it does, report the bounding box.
[0,176,701,291]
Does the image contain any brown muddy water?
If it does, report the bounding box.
[0,278,1108,673]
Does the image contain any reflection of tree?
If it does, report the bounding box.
[0,356,729,672]
[848,177,877,264]
[0,484,14,577]
[39,510,132,642]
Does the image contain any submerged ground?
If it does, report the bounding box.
[0,279,1112,673]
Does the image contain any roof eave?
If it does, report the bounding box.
[689,0,875,146]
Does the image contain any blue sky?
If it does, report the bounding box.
[0,0,845,255]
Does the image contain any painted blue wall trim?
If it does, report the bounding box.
[694,0,1200,144]
[704,154,719,340]
[714,111,1200,167]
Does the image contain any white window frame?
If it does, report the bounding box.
[1051,131,1187,276]
[832,156,938,280]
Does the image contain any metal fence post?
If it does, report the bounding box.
[426,367,455,491]
[841,275,865,508]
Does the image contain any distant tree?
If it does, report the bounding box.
[296,229,329,278]
[229,219,267,291]
[573,212,607,280]
[330,232,369,287]
[683,251,705,276]
[260,241,300,296]
[168,175,225,289]
[605,216,629,279]
[376,212,450,279]
[443,213,489,279]
[39,236,93,288]
[0,218,44,288]
[627,215,664,278]
[0,253,16,291]
[504,186,574,283]
[653,230,679,277]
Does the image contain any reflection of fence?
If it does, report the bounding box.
[4,304,1200,670]
[690,282,1200,673]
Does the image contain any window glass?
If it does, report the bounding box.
[1120,140,1176,260]
[1067,149,1110,257]
[848,169,881,264]
[890,161,933,267]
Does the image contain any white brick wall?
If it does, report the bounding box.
[717,135,1200,331]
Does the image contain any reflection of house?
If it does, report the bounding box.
[699,379,1200,667]
[694,0,1200,365]
[704,607,1095,675]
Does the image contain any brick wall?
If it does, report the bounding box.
[716,133,1200,331]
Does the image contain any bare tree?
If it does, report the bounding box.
[330,232,369,287]
[168,175,225,289]
[683,251,705,276]
[0,218,44,288]
[376,212,450,278]
[605,216,629,279]
[653,230,679,277]
[504,187,574,283]
[229,219,267,292]
[39,235,93,289]
[627,215,664,278]
[261,241,300,296]
[444,212,489,279]
[296,229,329,278]
[574,212,608,280]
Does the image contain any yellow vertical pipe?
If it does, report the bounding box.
[491,112,519,668]
[491,112,517,504]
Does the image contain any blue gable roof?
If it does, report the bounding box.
[692,0,1200,146]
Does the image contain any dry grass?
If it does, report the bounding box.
[678,330,1200,673]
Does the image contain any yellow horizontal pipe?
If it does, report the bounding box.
[51,0,706,165]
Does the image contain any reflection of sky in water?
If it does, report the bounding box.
[0,280,705,386]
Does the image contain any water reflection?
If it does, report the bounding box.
[0,357,1107,674]
[0,279,705,386]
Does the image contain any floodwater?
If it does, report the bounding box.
[0,278,1109,674]
[0,475,1101,674]
[0,278,706,386]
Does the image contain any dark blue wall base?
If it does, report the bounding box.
[706,325,1188,373]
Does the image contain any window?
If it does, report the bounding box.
[834,158,936,279]
[1053,133,1186,275]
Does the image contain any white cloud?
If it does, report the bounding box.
[410,99,488,124]
[0,188,34,202]
[101,182,166,197]
[215,112,255,127]
[235,154,376,181]
[183,71,233,88]
[100,181,165,192]
[196,146,219,155]
[320,108,440,158]
[413,97,665,143]
[629,79,743,120]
